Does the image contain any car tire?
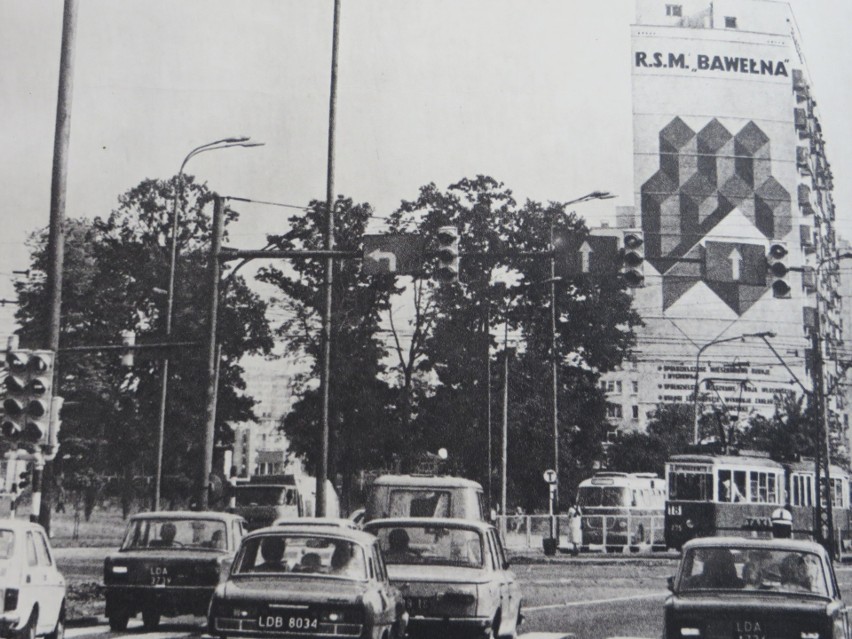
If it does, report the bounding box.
[45,606,65,639]
[19,608,37,639]
[141,608,161,631]
[108,609,130,632]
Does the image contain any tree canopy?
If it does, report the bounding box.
[16,176,273,511]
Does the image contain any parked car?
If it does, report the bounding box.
[665,536,849,639]
[103,511,246,631]
[364,517,523,639]
[0,519,65,639]
[207,524,407,639]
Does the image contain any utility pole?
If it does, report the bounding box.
[41,0,79,533]
[484,301,492,511]
[501,325,510,538]
[200,195,225,510]
[317,0,342,518]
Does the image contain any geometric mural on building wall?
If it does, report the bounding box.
[641,117,791,314]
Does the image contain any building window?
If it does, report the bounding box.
[616,381,623,393]
[725,16,737,28]
[632,405,639,419]
[606,403,623,419]
[666,4,682,17]
[632,381,639,394]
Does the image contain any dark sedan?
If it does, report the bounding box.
[103,511,247,631]
[207,524,407,639]
[665,536,851,639]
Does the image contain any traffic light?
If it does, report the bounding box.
[767,242,791,298]
[436,226,460,283]
[1,350,54,445]
[46,397,64,454]
[621,232,645,287]
[14,464,29,494]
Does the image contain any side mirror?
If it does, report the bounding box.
[667,575,675,592]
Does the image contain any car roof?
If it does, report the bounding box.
[364,517,492,532]
[0,519,48,534]
[245,524,377,545]
[128,510,245,522]
[682,536,828,555]
[370,474,483,489]
[273,517,356,528]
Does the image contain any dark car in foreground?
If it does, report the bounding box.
[666,536,850,639]
[103,511,246,631]
[364,517,522,639]
[207,524,407,639]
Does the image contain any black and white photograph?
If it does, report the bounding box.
[2,1,852,638]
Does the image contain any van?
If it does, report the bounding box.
[364,474,485,523]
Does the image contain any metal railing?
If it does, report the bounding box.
[496,513,665,552]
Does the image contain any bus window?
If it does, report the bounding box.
[576,486,630,507]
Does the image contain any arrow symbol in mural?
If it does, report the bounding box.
[367,249,397,272]
[579,241,594,273]
[728,247,743,281]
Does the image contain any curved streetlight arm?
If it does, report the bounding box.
[692,331,775,444]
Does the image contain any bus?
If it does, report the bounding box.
[664,452,850,550]
[575,472,667,552]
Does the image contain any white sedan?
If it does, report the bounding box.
[0,519,66,639]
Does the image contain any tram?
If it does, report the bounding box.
[664,451,850,550]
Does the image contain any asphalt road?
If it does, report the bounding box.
[53,549,852,639]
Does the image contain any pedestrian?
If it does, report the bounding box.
[513,506,525,534]
[567,502,582,555]
[55,475,66,514]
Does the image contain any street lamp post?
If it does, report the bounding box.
[154,136,263,511]
[546,190,614,547]
[691,331,774,446]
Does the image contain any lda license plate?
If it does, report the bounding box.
[149,566,171,587]
[734,619,766,639]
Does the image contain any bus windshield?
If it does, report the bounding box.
[577,486,630,508]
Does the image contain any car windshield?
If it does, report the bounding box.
[121,518,228,551]
[679,546,829,596]
[0,531,14,559]
[577,486,630,507]
[372,524,484,568]
[233,534,367,580]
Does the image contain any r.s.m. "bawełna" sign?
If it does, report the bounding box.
[635,51,789,77]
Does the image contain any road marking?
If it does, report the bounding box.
[525,591,667,612]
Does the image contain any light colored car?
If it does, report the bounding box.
[272,517,358,529]
[0,519,66,639]
[364,517,523,639]
[207,524,407,639]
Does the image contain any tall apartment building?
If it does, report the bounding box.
[601,0,843,448]
[230,356,303,478]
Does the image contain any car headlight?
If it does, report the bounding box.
[680,627,701,637]
[802,632,820,639]
[110,565,128,574]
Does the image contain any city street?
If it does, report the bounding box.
[57,551,672,639]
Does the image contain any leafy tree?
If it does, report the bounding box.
[15,176,273,511]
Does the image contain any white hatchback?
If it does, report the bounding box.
[0,520,65,639]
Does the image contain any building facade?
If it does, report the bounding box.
[601,0,843,448]
[230,356,304,479]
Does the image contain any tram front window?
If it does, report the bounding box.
[669,468,713,501]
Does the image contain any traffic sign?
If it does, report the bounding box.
[362,234,427,275]
[543,469,557,484]
[553,232,619,277]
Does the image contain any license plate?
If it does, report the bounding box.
[257,615,319,631]
[149,567,171,587]
[734,619,765,639]
[405,597,431,613]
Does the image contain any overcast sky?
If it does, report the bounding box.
[2,0,851,338]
